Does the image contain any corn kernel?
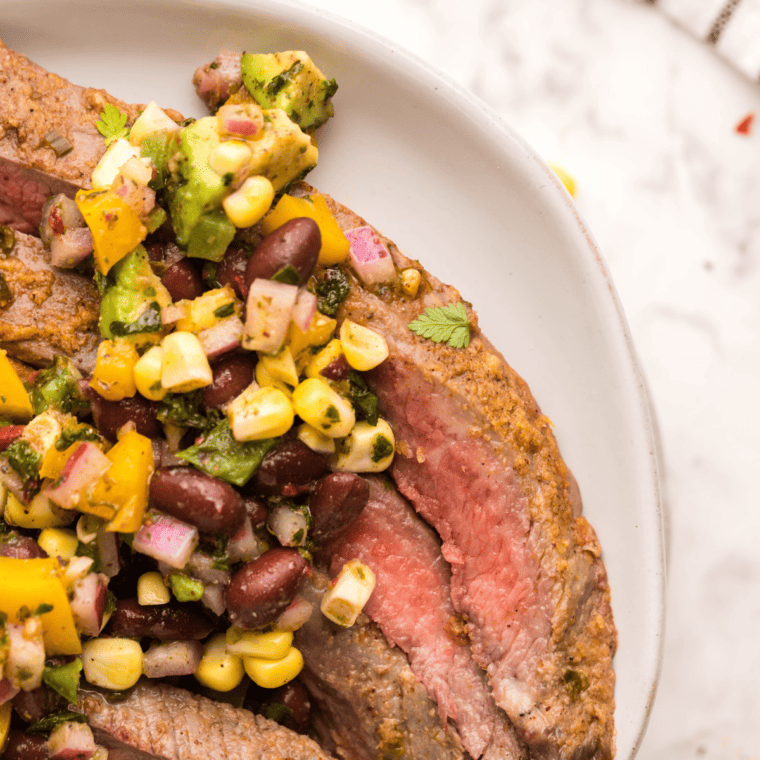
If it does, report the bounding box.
[91,139,141,190]
[195,633,245,692]
[243,646,304,689]
[82,638,143,690]
[175,286,238,334]
[400,268,421,297]
[37,528,78,561]
[304,339,344,379]
[4,492,75,530]
[223,176,275,228]
[257,346,299,387]
[296,422,336,454]
[161,331,213,393]
[118,156,154,187]
[339,320,389,371]
[286,313,337,363]
[133,345,166,402]
[255,361,293,397]
[548,161,577,198]
[227,384,294,441]
[129,102,181,146]
[321,559,376,627]
[332,419,396,473]
[90,340,139,401]
[209,140,252,177]
[292,378,355,439]
[225,627,293,660]
[23,409,65,459]
[137,571,171,606]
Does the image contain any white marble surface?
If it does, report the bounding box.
[308,0,760,756]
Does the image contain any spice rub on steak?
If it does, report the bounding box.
[0,229,99,371]
[325,477,527,760]
[290,183,618,760]
[79,680,336,760]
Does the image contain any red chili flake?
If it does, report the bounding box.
[49,205,65,236]
[735,112,755,135]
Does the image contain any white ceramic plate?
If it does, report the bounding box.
[3,1,664,755]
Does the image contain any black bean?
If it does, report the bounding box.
[309,473,370,543]
[244,218,321,290]
[161,258,204,301]
[150,466,246,535]
[0,531,47,559]
[12,685,62,723]
[91,394,161,441]
[203,354,256,410]
[2,731,48,760]
[216,246,250,299]
[260,679,312,734]
[319,354,350,381]
[252,439,330,498]
[243,495,269,530]
[226,548,310,629]
[106,598,213,640]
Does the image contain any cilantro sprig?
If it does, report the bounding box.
[96,103,130,146]
[408,302,471,348]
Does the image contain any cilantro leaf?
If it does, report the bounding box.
[95,103,130,146]
[408,303,471,348]
[42,658,82,704]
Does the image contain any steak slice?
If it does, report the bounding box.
[325,477,527,760]
[290,183,617,760]
[0,230,99,371]
[0,40,143,235]
[295,575,466,760]
[79,680,336,760]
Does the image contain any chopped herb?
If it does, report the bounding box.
[28,710,88,735]
[271,264,301,285]
[43,129,73,157]
[5,439,42,489]
[157,390,220,430]
[266,61,305,96]
[315,267,350,316]
[563,669,589,701]
[348,370,379,426]
[371,434,394,463]
[34,603,54,616]
[202,261,222,290]
[0,225,16,255]
[42,658,82,704]
[168,571,204,602]
[75,540,103,574]
[109,301,163,337]
[0,272,13,308]
[95,103,130,146]
[325,404,340,423]
[177,419,277,486]
[408,302,471,348]
[213,302,235,319]
[260,701,295,724]
[104,589,117,617]
[56,426,101,451]
[26,356,86,416]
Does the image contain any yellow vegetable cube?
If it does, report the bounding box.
[0,557,81,655]
[286,313,337,366]
[161,331,213,393]
[133,345,166,401]
[175,286,238,334]
[76,188,148,275]
[261,193,350,266]
[0,349,33,421]
[37,528,78,561]
[292,378,355,438]
[255,361,293,397]
[243,646,304,689]
[90,340,139,401]
[258,346,299,387]
[4,492,75,530]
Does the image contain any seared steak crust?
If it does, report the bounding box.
[0,40,142,234]
[0,230,99,371]
[80,681,335,760]
[291,182,617,760]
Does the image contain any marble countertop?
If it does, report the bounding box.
[310,0,760,755]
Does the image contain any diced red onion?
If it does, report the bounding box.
[274,594,314,632]
[47,721,96,760]
[96,527,121,578]
[6,621,45,691]
[227,517,259,564]
[217,103,263,137]
[133,512,199,569]
[0,466,25,502]
[0,678,20,705]
[186,551,231,586]
[292,288,317,333]
[157,440,184,468]
[197,315,244,359]
[70,572,109,637]
[201,583,227,616]
[243,279,299,353]
[50,227,94,269]
[63,556,94,586]
[45,443,112,510]
[142,640,203,679]
[268,504,308,547]
[0,425,25,453]
[346,226,397,285]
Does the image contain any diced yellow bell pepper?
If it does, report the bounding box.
[4,492,75,530]
[174,286,239,334]
[0,349,33,421]
[287,313,337,369]
[261,193,350,266]
[0,557,81,655]
[76,188,148,275]
[88,429,154,533]
[90,340,139,401]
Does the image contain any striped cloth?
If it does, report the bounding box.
[654,0,760,80]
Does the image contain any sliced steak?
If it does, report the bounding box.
[290,182,617,760]
[325,477,527,760]
[79,680,335,760]
[91,728,168,760]
[296,575,465,760]
[0,230,99,371]
[0,40,141,234]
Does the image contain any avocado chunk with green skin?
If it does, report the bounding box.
[240,51,338,130]
[99,245,172,343]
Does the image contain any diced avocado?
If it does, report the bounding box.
[99,245,171,344]
[167,117,227,247]
[240,51,338,130]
